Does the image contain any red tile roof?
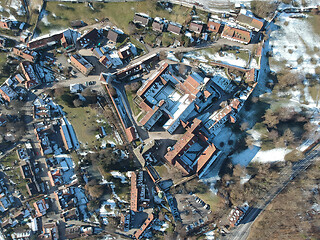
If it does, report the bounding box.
[134,213,154,239]
[207,20,223,33]
[196,143,217,174]
[221,25,251,44]
[130,171,138,212]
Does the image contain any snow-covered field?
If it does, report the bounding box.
[183,50,248,67]
[269,13,320,74]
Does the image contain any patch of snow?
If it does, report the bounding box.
[167,52,180,62]
[311,203,320,213]
[10,0,26,16]
[204,51,247,68]
[183,51,208,63]
[240,174,251,184]
[254,148,291,163]
[205,230,215,240]
[110,171,128,183]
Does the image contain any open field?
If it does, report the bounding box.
[42,1,202,34]
[56,97,113,149]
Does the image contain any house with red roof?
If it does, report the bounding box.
[221,25,251,44]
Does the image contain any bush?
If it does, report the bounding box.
[250,1,277,18]
[284,150,304,162]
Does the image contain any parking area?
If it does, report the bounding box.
[175,193,211,230]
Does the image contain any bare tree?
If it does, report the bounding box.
[54,87,66,97]
[240,122,249,131]
[263,109,279,128]
[245,135,255,148]
[283,128,295,146]
[73,99,84,107]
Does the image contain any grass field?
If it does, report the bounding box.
[56,97,113,149]
[0,52,9,85]
[43,1,198,34]
[125,89,141,116]
[1,151,29,197]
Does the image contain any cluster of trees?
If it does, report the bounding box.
[51,87,98,108]
[250,1,278,18]
[124,81,141,94]
[85,179,109,199]
[276,71,303,90]
[243,105,316,151]
[216,161,291,207]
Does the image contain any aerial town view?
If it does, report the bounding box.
[0,0,319,239]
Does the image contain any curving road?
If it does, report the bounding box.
[223,145,320,240]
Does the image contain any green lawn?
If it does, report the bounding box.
[125,89,141,116]
[56,97,113,149]
[43,1,198,34]
[0,52,9,84]
[197,191,221,212]
[154,164,169,178]
[0,151,18,168]
[1,152,29,197]
[129,36,147,54]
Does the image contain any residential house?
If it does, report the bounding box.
[27,32,64,50]
[130,171,150,212]
[107,29,120,43]
[189,21,205,34]
[11,231,32,240]
[54,188,76,211]
[19,162,34,179]
[221,25,251,44]
[33,198,49,217]
[118,43,137,60]
[20,61,41,89]
[38,222,59,240]
[167,22,182,35]
[0,193,12,212]
[26,182,39,196]
[13,47,38,62]
[152,17,165,32]
[0,85,18,102]
[61,29,81,50]
[65,226,81,239]
[76,28,99,48]
[99,55,113,68]
[15,73,25,83]
[207,19,223,33]
[70,53,94,76]
[133,13,150,27]
[61,208,79,222]
[236,12,264,31]
[0,18,11,29]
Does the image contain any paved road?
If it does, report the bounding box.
[223,145,320,240]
